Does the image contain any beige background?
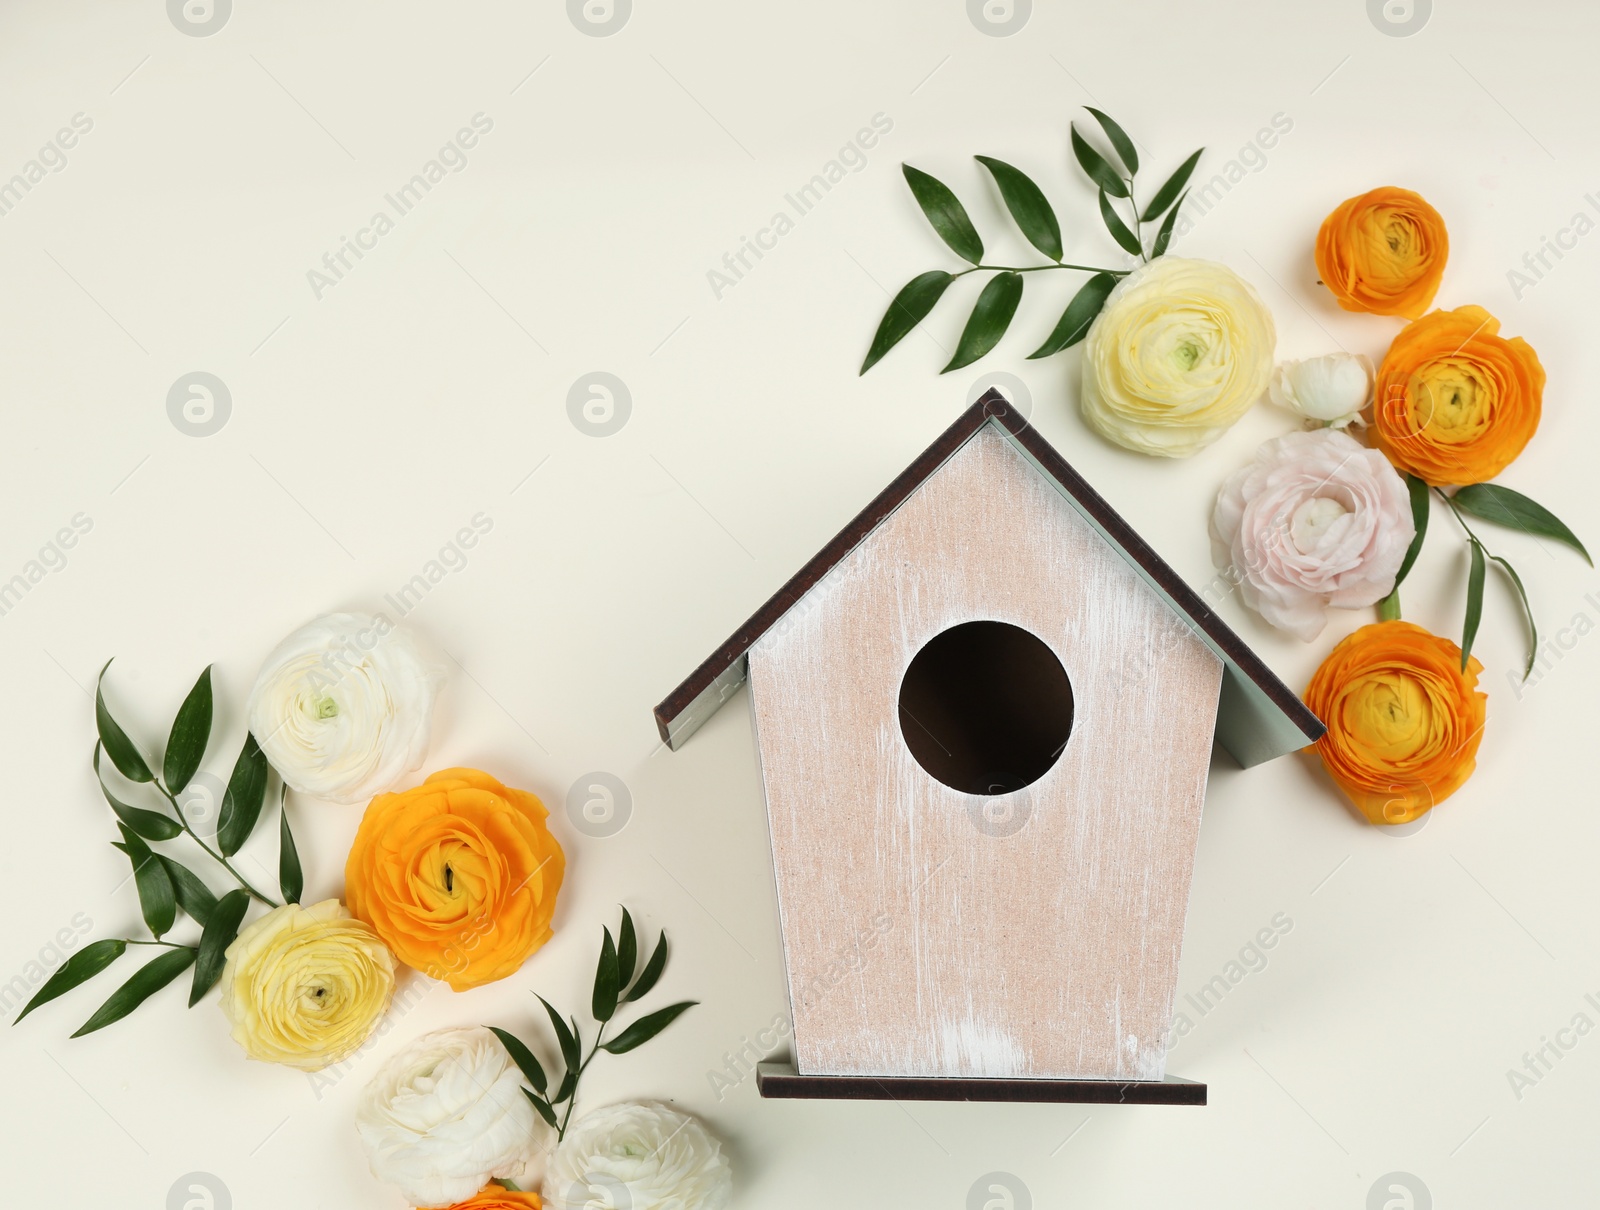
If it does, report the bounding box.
[0,1,1595,1206]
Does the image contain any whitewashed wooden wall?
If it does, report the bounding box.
[747,426,1223,1082]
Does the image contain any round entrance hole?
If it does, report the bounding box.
[896,620,1074,796]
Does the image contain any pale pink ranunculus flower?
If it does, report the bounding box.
[1210,429,1414,641]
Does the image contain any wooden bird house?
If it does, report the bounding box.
[655,393,1323,1104]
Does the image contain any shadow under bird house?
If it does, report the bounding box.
[654,392,1324,1105]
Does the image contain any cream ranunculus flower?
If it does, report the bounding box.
[247,612,443,804]
[1268,353,1373,429]
[218,899,395,1072]
[1080,256,1277,456]
[543,1102,732,1210]
[357,1026,552,1208]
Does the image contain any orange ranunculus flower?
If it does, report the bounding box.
[1316,186,1448,318]
[433,1183,543,1210]
[1371,305,1544,486]
[1303,621,1486,825]
[345,768,565,990]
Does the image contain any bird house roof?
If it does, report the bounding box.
[654,391,1325,767]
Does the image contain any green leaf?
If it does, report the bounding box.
[1450,484,1591,566]
[901,165,983,264]
[190,888,249,1006]
[1085,108,1138,175]
[1098,189,1142,256]
[136,860,176,939]
[617,908,638,990]
[96,660,152,784]
[625,932,669,1003]
[1377,587,1401,621]
[114,828,175,938]
[1462,539,1487,670]
[1141,148,1203,222]
[538,994,581,1076]
[1150,191,1186,259]
[553,1067,577,1105]
[593,927,620,1023]
[974,156,1062,261]
[1488,553,1539,680]
[93,744,181,841]
[522,1087,559,1130]
[601,1001,699,1055]
[1028,271,1117,359]
[941,272,1023,373]
[159,857,217,928]
[163,666,212,794]
[860,270,954,374]
[217,733,268,857]
[1392,474,1431,590]
[491,1026,549,1094]
[73,946,195,1036]
[1070,125,1128,198]
[278,786,302,905]
[14,939,126,1023]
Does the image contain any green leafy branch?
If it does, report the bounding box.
[861,108,1203,375]
[490,909,697,1141]
[1379,478,1590,677]
[15,663,303,1035]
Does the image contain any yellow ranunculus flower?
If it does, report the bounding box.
[1080,257,1276,457]
[219,899,395,1071]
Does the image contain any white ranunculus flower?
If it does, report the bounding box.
[543,1102,732,1210]
[1080,256,1276,457]
[247,612,442,804]
[356,1026,552,1208]
[1210,428,1415,641]
[1268,353,1373,429]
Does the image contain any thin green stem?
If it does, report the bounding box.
[151,780,280,907]
[950,262,1129,281]
[1126,176,1147,262]
[124,938,194,950]
[556,1020,609,1140]
[1437,489,1490,551]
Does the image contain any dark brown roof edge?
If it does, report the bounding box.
[654,391,1324,750]
[652,397,995,744]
